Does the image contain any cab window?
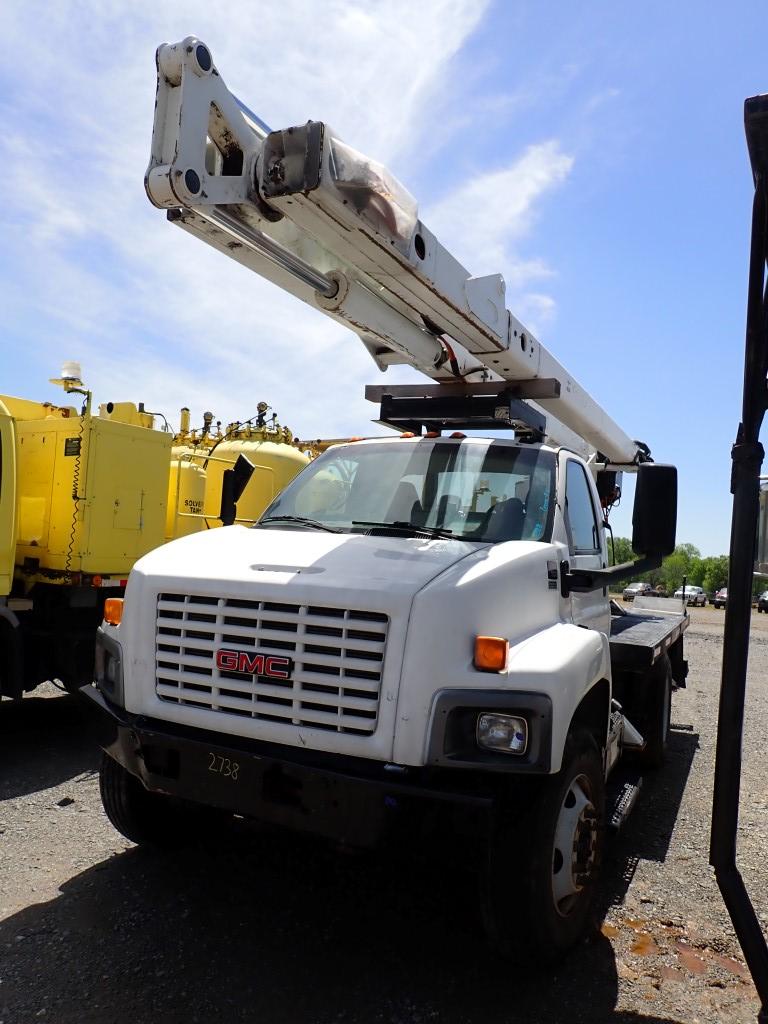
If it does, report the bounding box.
[565,461,601,554]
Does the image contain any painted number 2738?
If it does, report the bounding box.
[207,752,239,781]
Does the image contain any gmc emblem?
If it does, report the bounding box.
[215,649,293,679]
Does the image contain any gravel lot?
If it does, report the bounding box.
[1,606,766,1024]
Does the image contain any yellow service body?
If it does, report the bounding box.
[4,396,173,583]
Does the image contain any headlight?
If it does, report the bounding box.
[476,713,528,755]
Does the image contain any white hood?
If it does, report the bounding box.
[132,524,483,599]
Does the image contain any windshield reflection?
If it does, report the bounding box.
[258,440,556,544]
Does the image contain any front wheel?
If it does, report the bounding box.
[99,754,224,847]
[481,730,605,962]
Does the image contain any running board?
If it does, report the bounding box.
[608,776,644,831]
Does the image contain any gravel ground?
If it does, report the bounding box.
[1,605,766,1024]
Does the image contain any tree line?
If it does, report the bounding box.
[606,539,762,596]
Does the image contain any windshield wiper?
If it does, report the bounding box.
[258,515,342,533]
[352,520,455,539]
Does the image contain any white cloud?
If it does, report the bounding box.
[0,1,573,437]
[425,140,574,273]
[422,140,573,334]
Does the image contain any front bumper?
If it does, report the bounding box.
[83,687,508,848]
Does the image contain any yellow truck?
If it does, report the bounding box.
[0,377,311,698]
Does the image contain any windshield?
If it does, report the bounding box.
[258,440,556,544]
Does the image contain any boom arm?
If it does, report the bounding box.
[146,37,647,466]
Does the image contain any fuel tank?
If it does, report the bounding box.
[165,448,208,540]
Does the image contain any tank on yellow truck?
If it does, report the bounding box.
[179,402,312,527]
[164,409,208,541]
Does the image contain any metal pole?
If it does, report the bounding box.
[201,206,339,299]
[710,93,768,1021]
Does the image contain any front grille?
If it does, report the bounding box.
[155,593,389,735]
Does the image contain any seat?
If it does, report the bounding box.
[386,482,423,523]
[436,493,461,527]
[482,497,525,542]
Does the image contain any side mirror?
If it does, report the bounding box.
[632,463,677,557]
[219,454,255,527]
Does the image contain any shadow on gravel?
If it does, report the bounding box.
[598,723,700,913]
[0,700,704,1023]
[1,823,690,1024]
[0,691,101,800]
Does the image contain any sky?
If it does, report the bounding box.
[1,1,766,556]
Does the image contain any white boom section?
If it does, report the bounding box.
[146,37,644,466]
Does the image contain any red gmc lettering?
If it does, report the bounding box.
[215,650,239,671]
[238,652,265,675]
[215,649,292,679]
[264,656,291,679]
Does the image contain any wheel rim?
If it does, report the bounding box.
[551,773,598,916]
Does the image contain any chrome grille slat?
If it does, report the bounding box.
[155,593,388,734]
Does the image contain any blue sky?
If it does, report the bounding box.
[1,2,765,555]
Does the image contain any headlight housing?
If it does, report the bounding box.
[476,713,528,755]
[94,627,124,707]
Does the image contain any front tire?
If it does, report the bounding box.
[99,754,205,847]
[481,730,605,962]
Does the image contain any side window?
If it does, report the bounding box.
[565,461,600,554]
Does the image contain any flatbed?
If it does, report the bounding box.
[610,607,688,670]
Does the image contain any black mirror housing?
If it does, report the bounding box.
[219,454,255,526]
[632,463,677,557]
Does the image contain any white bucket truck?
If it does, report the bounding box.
[86,39,687,959]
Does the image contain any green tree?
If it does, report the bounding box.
[607,535,636,566]
[660,543,701,594]
[701,555,729,595]
[687,557,705,588]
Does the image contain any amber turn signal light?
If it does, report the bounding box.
[104,598,124,626]
[474,635,509,672]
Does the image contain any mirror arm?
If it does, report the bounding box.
[560,555,662,596]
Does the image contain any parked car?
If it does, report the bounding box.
[674,584,707,607]
[757,590,768,613]
[713,587,728,609]
[622,581,652,601]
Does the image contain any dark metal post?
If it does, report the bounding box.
[710,94,768,1021]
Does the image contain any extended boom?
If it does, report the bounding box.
[146,37,647,467]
